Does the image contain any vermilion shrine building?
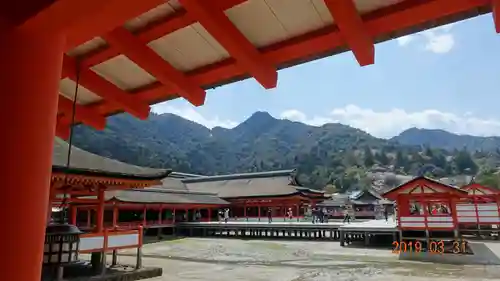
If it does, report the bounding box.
[382,176,500,241]
[5,1,500,280]
[54,141,328,233]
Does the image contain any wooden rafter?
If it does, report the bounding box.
[324,0,374,66]
[103,27,206,106]
[62,55,150,119]
[80,0,247,68]
[179,0,278,89]
[58,95,106,130]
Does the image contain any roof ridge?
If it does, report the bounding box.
[133,188,219,196]
[181,169,297,183]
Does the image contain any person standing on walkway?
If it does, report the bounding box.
[224,208,230,223]
[342,206,351,224]
[287,208,293,222]
[267,207,273,223]
[384,205,389,222]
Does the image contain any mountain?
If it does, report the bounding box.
[392,128,500,152]
[71,112,498,189]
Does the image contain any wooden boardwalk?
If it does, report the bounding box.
[176,219,398,243]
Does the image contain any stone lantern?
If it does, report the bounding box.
[43,223,82,266]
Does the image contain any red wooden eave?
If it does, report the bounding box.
[324,0,374,66]
[52,0,496,139]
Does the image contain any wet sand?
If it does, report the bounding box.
[115,238,500,281]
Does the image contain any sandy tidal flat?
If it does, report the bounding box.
[115,238,500,281]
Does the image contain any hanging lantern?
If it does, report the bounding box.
[43,223,82,265]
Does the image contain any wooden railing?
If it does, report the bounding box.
[79,227,143,254]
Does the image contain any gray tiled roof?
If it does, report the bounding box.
[52,138,170,179]
[150,177,189,191]
[317,194,350,207]
[84,188,229,205]
[182,170,306,198]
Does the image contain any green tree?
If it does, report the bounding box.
[375,150,390,166]
[364,146,375,167]
[394,150,407,171]
[454,149,478,174]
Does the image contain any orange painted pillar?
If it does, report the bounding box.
[112,204,119,229]
[70,206,78,225]
[0,25,65,281]
[96,188,105,232]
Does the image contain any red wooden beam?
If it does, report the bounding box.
[58,96,106,130]
[86,0,489,118]
[20,0,163,44]
[56,116,71,140]
[324,0,374,66]
[179,0,277,89]
[64,0,165,50]
[62,55,150,119]
[493,0,500,33]
[80,0,247,68]
[103,28,206,106]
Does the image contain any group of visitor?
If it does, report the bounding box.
[267,207,294,223]
[311,207,328,223]
[410,203,449,215]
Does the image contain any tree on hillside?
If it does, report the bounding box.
[375,150,390,166]
[343,150,358,167]
[364,146,375,167]
[454,149,478,174]
[394,150,408,172]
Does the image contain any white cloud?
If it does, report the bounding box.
[151,104,238,129]
[152,103,500,138]
[396,22,457,53]
[280,105,500,138]
[396,35,414,46]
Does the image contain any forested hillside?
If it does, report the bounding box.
[72,112,500,190]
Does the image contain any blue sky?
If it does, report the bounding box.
[152,14,500,138]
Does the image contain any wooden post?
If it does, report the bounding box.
[70,206,77,225]
[158,204,163,224]
[96,188,105,232]
[87,210,91,228]
[112,204,118,229]
[258,206,261,222]
[101,229,108,275]
[296,204,300,222]
[136,226,144,269]
[143,205,147,226]
[283,204,286,222]
[111,203,119,266]
[112,250,118,266]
